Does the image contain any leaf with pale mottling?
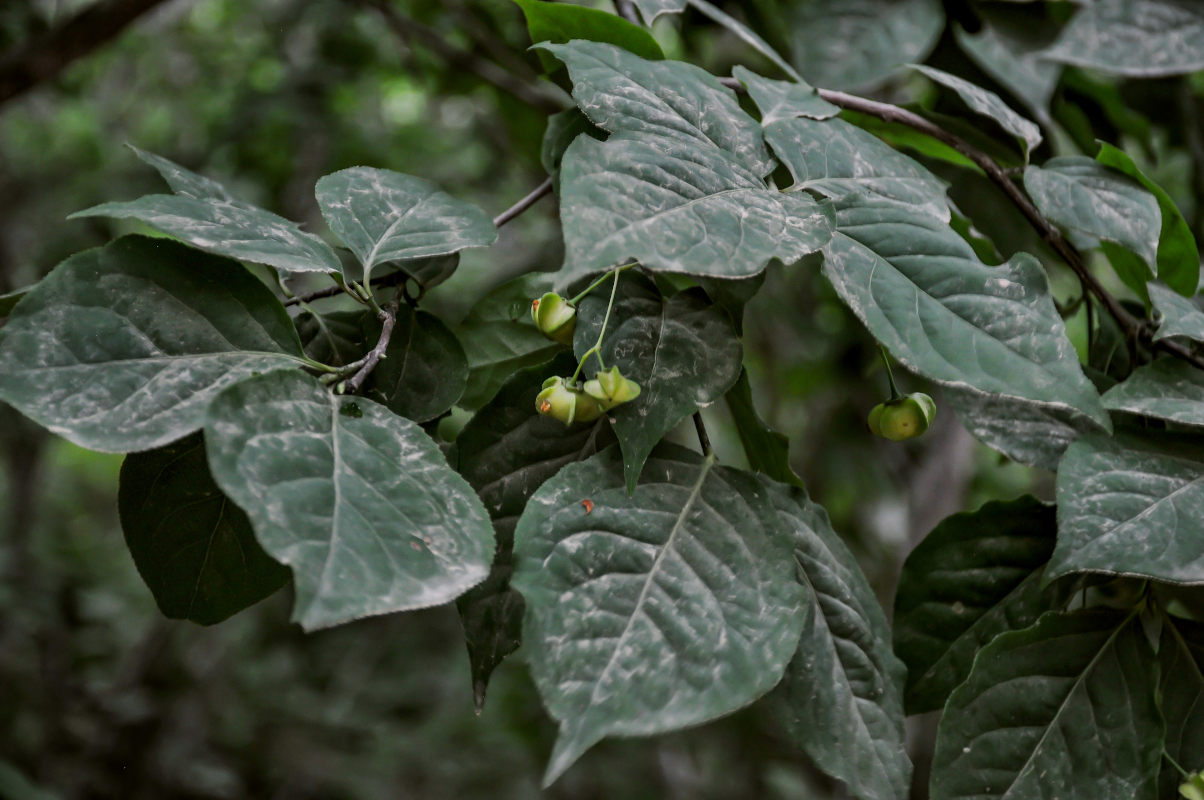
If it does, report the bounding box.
[1043,0,1204,78]
[911,64,1042,158]
[1102,358,1204,429]
[733,66,839,125]
[1151,283,1204,344]
[953,11,1060,126]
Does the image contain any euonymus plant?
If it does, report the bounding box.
[3,1,1204,797]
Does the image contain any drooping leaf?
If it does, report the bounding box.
[513,0,664,68]
[787,0,944,91]
[315,167,496,285]
[723,369,801,487]
[930,609,1162,800]
[204,370,494,631]
[575,277,743,492]
[821,197,1110,428]
[944,385,1107,471]
[0,236,305,453]
[119,432,290,625]
[733,67,838,127]
[894,496,1060,713]
[1050,431,1204,585]
[1042,0,1204,78]
[952,11,1061,126]
[362,305,468,423]
[1151,283,1204,344]
[512,445,806,785]
[1159,619,1204,797]
[764,117,951,221]
[454,353,613,709]
[1096,142,1200,297]
[295,309,372,368]
[456,272,563,411]
[911,64,1042,158]
[768,482,911,800]
[1102,358,1204,429]
[680,0,801,84]
[126,144,237,201]
[631,0,685,24]
[1023,158,1161,283]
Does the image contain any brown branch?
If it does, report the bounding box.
[285,271,410,307]
[342,299,400,393]
[0,0,175,107]
[692,412,713,457]
[348,0,569,113]
[493,176,554,228]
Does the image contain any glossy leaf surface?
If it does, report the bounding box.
[1043,0,1204,78]
[514,0,664,66]
[1102,358,1204,428]
[1151,283,1204,343]
[911,64,1042,157]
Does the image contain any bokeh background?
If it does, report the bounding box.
[1,1,1201,798]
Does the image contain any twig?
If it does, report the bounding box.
[342,299,400,393]
[349,0,569,113]
[0,0,173,107]
[493,176,554,228]
[614,0,641,24]
[285,272,413,307]
[692,412,713,457]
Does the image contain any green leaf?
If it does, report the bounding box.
[126,144,237,201]
[894,496,1059,714]
[732,66,839,125]
[204,370,494,631]
[118,432,290,625]
[768,483,910,800]
[575,278,743,492]
[930,609,1162,800]
[911,64,1042,158]
[1151,283,1204,344]
[1159,618,1204,796]
[1050,431,1204,585]
[454,353,613,708]
[723,369,802,487]
[1101,242,1154,305]
[1024,157,1161,280]
[1043,0,1204,78]
[0,288,27,318]
[787,0,944,91]
[295,309,371,368]
[944,385,1107,471]
[363,305,468,423]
[0,236,305,453]
[821,197,1110,428]
[314,167,496,285]
[952,11,1061,127]
[513,0,664,68]
[512,445,806,785]
[1096,142,1200,297]
[538,41,773,177]
[456,272,563,411]
[764,117,951,221]
[680,0,800,83]
[1102,358,1204,429]
[541,108,601,178]
[631,0,685,24]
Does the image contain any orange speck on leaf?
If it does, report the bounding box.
[581,499,594,514]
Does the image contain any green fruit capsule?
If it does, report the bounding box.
[1181,773,1204,800]
[583,365,641,411]
[535,376,603,426]
[531,292,576,346]
[868,392,936,441]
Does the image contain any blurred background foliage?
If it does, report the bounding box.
[0,0,1200,797]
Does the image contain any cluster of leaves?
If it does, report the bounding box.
[3,1,1204,798]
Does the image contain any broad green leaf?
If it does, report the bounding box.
[295,309,371,368]
[788,0,944,91]
[204,370,494,631]
[378,253,461,291]
[558,133,834,282]
[575,278,743,492]
[631,0,685,24]
[0,288,27,318]
[930,609,1162,800]
[1102,358,1204,428]
[1151,283,1204,344]
[894,496,1059,713]
[456,272,563,411]
[541,108,601,178]
[513,0,664,68]
[1024,158,1161,280]
[768,483,910,800]
[680,0,800,83]
[1097,142,1200,297]
[1050,431,1204,585]
[911,64,1042,158]
[1159,619,1204,797]
[764,117,950,221]
[538,41,773,177]
[944,385,1107,471]
[953,12,1060,126]
[454,353,613,708]
[315,167,496,285]
[512,445,806,785]
[127,144,237,201]
[1101,242,1154,305]
[733,66,839,125]
[821,197,1110,428]
[723,369,801,487]
[363,305,468,423]
[1043,0,1204,78]
[119,432,289,625]
[0,236,305,453]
